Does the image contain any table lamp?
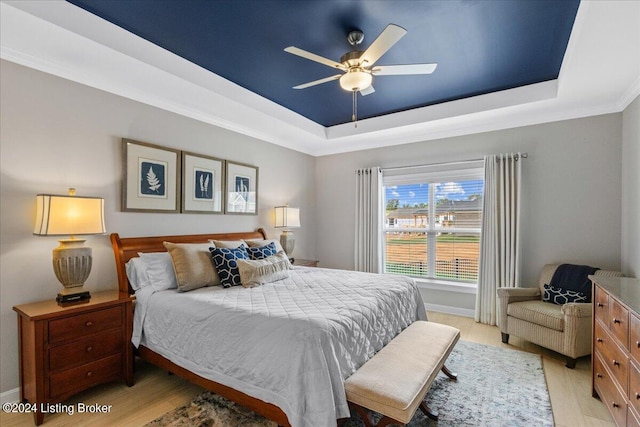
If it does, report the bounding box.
[33,188,105,304]
[274,206,300,259]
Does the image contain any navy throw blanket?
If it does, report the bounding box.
[549,264,599,302]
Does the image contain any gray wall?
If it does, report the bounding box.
[0,60,317,393]
[316,114,623,305]
[622,95,640,277]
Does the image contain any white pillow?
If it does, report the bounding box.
[137,252,178,291]
[125,257,151,291]
[236,251,291,288]
[209,239,246,249]
[245,239,285,254]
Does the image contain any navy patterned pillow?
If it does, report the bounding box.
[542,284,589,305]
[209,246,249,288]
[246,242,277,260]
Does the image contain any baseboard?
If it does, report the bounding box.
[424,302,475,318]
[0,387,20,404]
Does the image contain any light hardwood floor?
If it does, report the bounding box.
[1,311,615,427]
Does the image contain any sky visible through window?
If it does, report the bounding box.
[385,180,484,207]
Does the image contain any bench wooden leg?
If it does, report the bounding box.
[419,401,439,421]
[441,364,458,380]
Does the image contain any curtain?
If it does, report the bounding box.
[475,153,523,325]
[354,167,383,273]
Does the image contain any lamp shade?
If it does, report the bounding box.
[34,194,105,236]
[274,206,300,229]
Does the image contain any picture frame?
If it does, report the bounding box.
[181,151,225,214]
[122,138,181,212]
[225,161,258,215]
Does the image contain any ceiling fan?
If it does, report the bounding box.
[284,24,437,97]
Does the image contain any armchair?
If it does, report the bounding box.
[497,264,623,368]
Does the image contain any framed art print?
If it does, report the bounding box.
[181,151,224,214]
[122,138,180,212]
[225,161,258,215]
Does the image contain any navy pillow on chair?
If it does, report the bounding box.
[542,284,589,305]
[209,246,249,288]
[246,242,277,260]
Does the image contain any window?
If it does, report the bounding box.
[383,162,484,284]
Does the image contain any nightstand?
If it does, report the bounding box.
[292,258,319,267]
[13,290,134,425]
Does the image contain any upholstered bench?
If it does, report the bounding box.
[344,321,460,427]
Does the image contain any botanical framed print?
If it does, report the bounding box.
[122,138,180,212]
[225,161,258,215]
[181,151,224,214]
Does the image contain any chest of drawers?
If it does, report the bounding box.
[591,276,640,427]
[13,291,134,425]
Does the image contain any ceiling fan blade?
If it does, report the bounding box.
[293,74,342,89]
[285,46,347,71]
[359,85,375,96]
[359,24,407,67]
[372,63,438,76]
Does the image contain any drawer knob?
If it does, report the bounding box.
[613,359,620,367]
[596,338,603,343]
[636,341,640,348]
[85,321,93,327]
[86,371,92,377]
[597,303,604,307]
[636,393,640,400]
[612,402,619,409]
[597,373,603,379]
[86,346,93,352]
[613,318,620,324]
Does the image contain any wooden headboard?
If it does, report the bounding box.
[110,228,268,294]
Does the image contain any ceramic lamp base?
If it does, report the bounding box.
[280,230,296,257]
[52,238,93,291]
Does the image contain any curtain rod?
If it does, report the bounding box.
[381,153,528,172]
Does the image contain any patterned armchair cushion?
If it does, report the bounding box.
[542,284,589,305]
[209,246,249,288]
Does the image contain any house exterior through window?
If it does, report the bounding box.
[382,161,484,285]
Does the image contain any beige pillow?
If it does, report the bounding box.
[236,251,291,288]
[245,238,285,254]
[163,242,220,291]
[209,239,246,249]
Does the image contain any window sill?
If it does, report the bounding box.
[414,278,477,294]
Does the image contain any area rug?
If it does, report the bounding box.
[145,340,553,427]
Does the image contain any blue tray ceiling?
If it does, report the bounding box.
[66,0,580,127]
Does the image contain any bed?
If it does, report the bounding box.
[110,229,427,427]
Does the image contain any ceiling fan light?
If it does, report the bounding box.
[339,70,372,92]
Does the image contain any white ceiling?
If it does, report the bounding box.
[1,0,639,157]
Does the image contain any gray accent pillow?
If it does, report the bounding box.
[236,251,291,288]
[163,242,220,291]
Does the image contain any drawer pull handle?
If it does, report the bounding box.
[636,393,640,400]
[86,371,92,377]
[596,338,603,343]
[612,360,620,367]
[612,402,619,409]
[613,318,620,324]
[597,303,604,307]
[597,373,603,379]
[86,346,93,352]
[85,321,93,327]
[637,341,640,348]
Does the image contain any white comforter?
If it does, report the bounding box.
[134,266,427,427]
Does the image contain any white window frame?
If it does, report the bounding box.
[382,161,484,288]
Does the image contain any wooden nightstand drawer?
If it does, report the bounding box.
[49,306,122,343]
[49,353,122,399]
[594,353,628,427]
[611,299,630,349]
[595,320,629,394]
[49,329,123,372]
